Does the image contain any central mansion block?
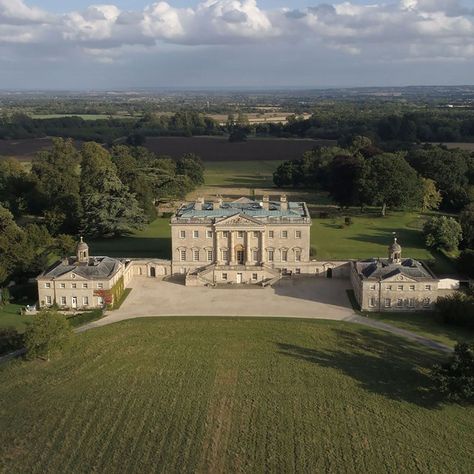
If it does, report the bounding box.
[171,195,313,285]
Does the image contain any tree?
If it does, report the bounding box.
[24,310,72,361]
[459,203,474,249]
[358,153,422,215]
[431,342,474,403]
[458,250,474,278]
[328,154,364,208]
[423,216,462,252]
[0,205,27,286]
[421,178,442,211]
[54,234,77,259]
[0,158,32,216]
[81,171,146,238]
[176,154,204,186]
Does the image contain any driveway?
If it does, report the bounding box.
[81,277,355,330]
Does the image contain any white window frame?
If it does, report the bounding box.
[193,249,200,261]
[369,297,376,308]
[281,250,288,262]
[60,283,66,289]
[295,250,301,262]
[281,230,288,239]
[97,296,104,306]
[409,285,415,291]
[253,231,259,238]
[369,284,376,291]
[385,298,391,308]
[295,230,302,239]
[397,285,403,291]
[83,296,89,306]
[397,298,403,307]
[425,285,431,291]
[252,273,258,281]
[223,231,229,238]
[207,250,213,262]
[97,283,103,289]
[222,249,229,261]
[206,230,212,238]
[180,250,186,262]
[269,231,274,239]
[408,298,415,308]
[238,231,244,238]
[180,230,186,239]
[45,282,51,289]
[193,230,199,239]
[82,283,88,289]
[45,295,52,305]
[222,273,228,281]
[252,250,259,261]
[268,250,274,262]
[60,296,67,306]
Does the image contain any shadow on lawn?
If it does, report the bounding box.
[90,237,172,259]
[276,327,445,409]
[347,227,424,248]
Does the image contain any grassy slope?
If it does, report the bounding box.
[1,318,472,473]
[367,312,474,348]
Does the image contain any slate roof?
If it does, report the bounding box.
[175,198,309,220]
[355,258,436,281]
[40,257,121,280]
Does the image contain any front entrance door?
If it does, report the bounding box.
[236,250,244,264]
[72,296,77,309]
[236,273,243,284]
[150,267,156,278]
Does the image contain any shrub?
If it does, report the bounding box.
[423,216,462,252]
[344,217,353,226]
[24,310,72,361]
[431,342,474,403]
[0,327,23,355]
[435,292,474,329]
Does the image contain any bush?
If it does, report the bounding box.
[436,292,474,329]
[431,342,474,403]
[458,249,474,278]
[24,310,72,361]
[0,327,23,355]
[344,217,353,226]
[423,216,462,252]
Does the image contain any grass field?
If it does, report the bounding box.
[89,218,171,259]
[367,312,473,348]
[29,114,135,120]
[0,284,37,332]
[1,318,472,473]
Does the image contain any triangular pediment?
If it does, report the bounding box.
[381,271,418,283]
[56,270,88,281]
[215,213,264,228]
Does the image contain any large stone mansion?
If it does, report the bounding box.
[37,195,451,312]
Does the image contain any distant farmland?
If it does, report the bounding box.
[144,137,333,162]
[0,136,334,163]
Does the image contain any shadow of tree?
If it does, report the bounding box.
[276,327,445,409]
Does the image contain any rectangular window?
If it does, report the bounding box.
[281,250,288,262]
[269,231,274,238]
[423,298,431,307]
[72,283,77,289]
[45,282,51,289]
[206,230,212,238]
[253,231,259,238]
[238,231,244,238]
[82,283,88,289]
[252,250,259,261]
[222,250,229,261]
[97,283,103,289]
[295,268,301,275]
[425,285,431,291]
[207,250,213,262]
[60,296,67,306]
[369,297,376,307]
[409,298,415,307]
[222,273,228,281]
[409,285,415,291]
[295,251,301,262]
[45,295,52,305]
[223,231,229,238]
[295,230,302,239]
[369,284,376,291]
[397,298,403,307]
[83,296,89,306]
[180,230,186,239]
[387,285,392,290]
[282,230,288,238]
[384,298,391,308]
[252,273,258,281]
[193,230,199,239]
[60,283,65,289]
[397,285,403,291]
[268,250,274,262]
[180,250,186,261]
[193,250,200,261]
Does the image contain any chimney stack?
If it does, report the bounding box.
[280,194,288,211]
[262,195,270,210]
[195,196,204,211]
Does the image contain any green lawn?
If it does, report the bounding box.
[89,218,171,258]
[367,312,474,348]
[311,210,457,274]
[1,318,471,472]
[0,284,37,332]
[204,160,283,188]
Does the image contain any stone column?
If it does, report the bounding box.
[229,231,235,264]
[245,231,252,266]
[260,230,266,264]
[215,230,220,265]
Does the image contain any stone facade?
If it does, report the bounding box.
[351,238,439,312]
[171,196,316,285]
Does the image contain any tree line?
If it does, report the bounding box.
[0,138,204,286]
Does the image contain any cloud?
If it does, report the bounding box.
[0,0,473,88]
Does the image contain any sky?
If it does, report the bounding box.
[0,0,473,90]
